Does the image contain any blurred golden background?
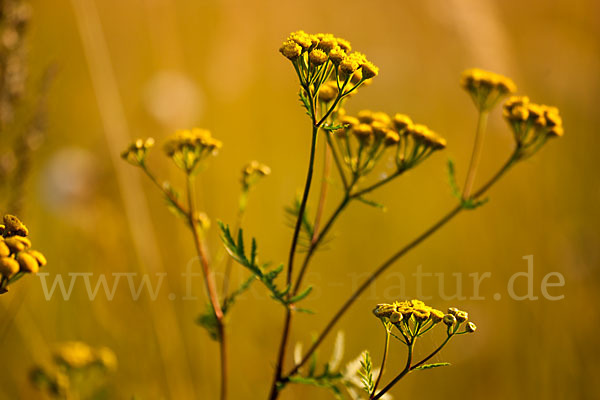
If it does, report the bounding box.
[1,0,599,398]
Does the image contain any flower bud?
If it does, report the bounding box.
[466,322,477,333]
[28,250,47,267]
[17,252,39,274]
[455,311,469,323]
[389,311,402,323]
[0,240,9,257]
[279,40,302,60]
[361,61,379,79]
[443,314,457,327]
[0,256,19,279]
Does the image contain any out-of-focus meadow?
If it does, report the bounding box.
[1,0,599,398]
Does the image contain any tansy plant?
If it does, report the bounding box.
[121,31,563,400]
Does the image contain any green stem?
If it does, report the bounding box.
[293,194,350,294]
[372,338,413,400]
[268,122,320,400]
[462,110,489,199]
[286,124,319,286]
[370,329,391,398]
[351,171,403,199]
[186,175,227,400]
[325,133,348,190]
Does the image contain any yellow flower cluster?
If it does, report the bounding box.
[241,160,271,191]
[163,128,223,174]
[31,342,117,398]
[53,342,117,371]
[0,215,46,293]
[460,68,516,112]
[373,300,476,337]
[279,31,378,112]
[503,96,563,159]
[120,137,155,166]
[332,110,446,176]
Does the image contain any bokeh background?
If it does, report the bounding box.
[1,0,599,399]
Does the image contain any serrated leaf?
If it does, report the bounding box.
[289,286,313,304]
[461,197,489,210]
[447,158,490,210]
[447,158,461,199]
[294,307,315,314]
[284,196,314,252]
[358,351,374,394]
[218,222,294,309]
[413,362,451,371]
[323,124,344,132]
[299,90,312,117]
[355,196,387,211]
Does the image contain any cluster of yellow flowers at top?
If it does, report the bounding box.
[461,68,516,112]
[373,299,476,338]
[503,96,563,159]
[280,31,378,118]
[163,128,223,174]
[331,109,446,176]
[0,215,46,293]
